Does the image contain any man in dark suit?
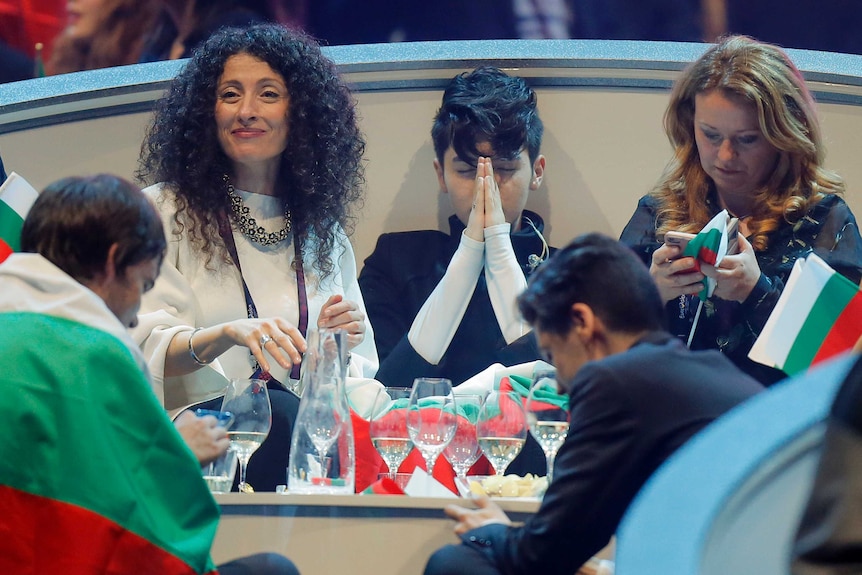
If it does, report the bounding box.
[424,233,764,575]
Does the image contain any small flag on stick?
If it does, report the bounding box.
[0,172,39,263]
[749,253,862,375]
[682,209,733,302]
[34,43,45,78]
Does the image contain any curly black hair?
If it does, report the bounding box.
[137,22,366,278]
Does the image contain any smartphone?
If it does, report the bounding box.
[663,231,695,251]
[663,216,740,256]
[726,217,739,255]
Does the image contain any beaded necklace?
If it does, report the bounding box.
[224,174,291,246]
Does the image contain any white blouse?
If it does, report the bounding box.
[133,183,378,411]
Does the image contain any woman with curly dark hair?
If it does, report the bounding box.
[133,23,378,491]
[620,35,862,386]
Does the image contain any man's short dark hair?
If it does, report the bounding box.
[431,66,544,165]
[518,233,666,335]
[21,174,166,283]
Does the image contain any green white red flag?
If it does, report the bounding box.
[682,209,732,302]
[749,253,862,375]
[0,172,39,262]
[0,256,220,575]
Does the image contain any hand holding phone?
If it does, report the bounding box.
[663,231,695,253]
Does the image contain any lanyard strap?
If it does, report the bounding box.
[218,210,308,382]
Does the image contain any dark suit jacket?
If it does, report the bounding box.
[359,211,554,388]
[457,332,763,575]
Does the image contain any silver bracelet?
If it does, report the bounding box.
[188,327,211,366]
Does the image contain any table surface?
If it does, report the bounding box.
[212,492,540,574]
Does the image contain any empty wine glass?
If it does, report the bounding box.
[221,378,271,493]
[443,393,484,481]
[476,390,527,476]
[406,378,457,475]
[526,371,570,484]
[369,387,414,480]
[302,376,346,478]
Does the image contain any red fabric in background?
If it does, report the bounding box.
[0,0,64,58]
[351,410,384,492]
[351,408,491,494]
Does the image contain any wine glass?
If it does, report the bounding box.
[476,390,527,476]
[221,378,271,493]
[406,378,457,475]
[302,375,346,478]
[443,393,484,482]
[369,387,414,480]
[526,371,570,484]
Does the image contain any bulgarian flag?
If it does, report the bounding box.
[749,253,862,376]
[683,209,732,302]
[0,172,39,262]
[0,309,220,574]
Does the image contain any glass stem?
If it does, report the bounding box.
[546,452,557,484]
[423,452,438,474]
[239,458,248,487]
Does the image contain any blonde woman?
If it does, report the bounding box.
[621,35,862,385]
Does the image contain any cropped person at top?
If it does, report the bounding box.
[423,233,762,575]
[134,23,378,492]
[620,35,862,386]
[360,66,554,389]
[0,174,297,574]
[48,0,159,75]
[138,0,275,62]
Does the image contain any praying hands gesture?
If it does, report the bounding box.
[464,157,506,242]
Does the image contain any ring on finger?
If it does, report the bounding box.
[259,334,273,347]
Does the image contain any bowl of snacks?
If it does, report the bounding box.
[456,473,548,499]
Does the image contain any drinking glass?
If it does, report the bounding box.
[526,371,570,484]
[302,376,346,478]
[443,393,484,480]
[369,387,414,480]
[197,409,237,493]
[221,378,271,493]
[476,390,527,476]
[406,378,457,475]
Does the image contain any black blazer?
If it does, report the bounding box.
[459,332,763,575]
[359,211,554,387]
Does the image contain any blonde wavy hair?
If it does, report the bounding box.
[652,35,844,251]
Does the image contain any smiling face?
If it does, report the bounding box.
[694,90,779,206]
[434,141,544,231]
[215,53,290,180]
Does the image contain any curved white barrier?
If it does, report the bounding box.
[2,40,861,263]
[615,353,857,575]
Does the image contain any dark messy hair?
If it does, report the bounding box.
[431,66,543,165]
[21,174,165,283]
